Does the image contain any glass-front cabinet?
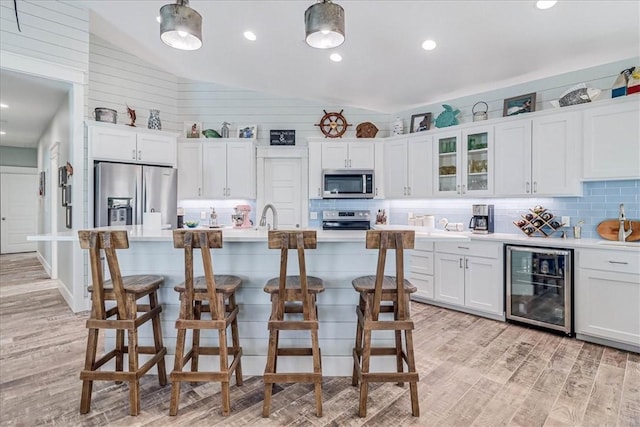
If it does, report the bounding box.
[434,126,493,196]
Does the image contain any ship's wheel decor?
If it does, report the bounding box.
[315,109,351,138]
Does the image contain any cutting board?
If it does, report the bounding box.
[596,219,640,241]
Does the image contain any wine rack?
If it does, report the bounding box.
[514,208,563,237]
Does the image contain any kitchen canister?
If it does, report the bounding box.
[472,101,488,121]
[148,109,162,130]
[94,107,117,124]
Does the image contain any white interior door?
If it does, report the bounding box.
[1,172,38,253]
[264,158,302,228]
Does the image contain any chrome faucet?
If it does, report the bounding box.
[618,203,633,242]
[259,204,278,230]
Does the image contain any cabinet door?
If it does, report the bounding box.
[434,253,465,306]
[90,126,137,162]
[583,99,640,180]
[177,142,202,199]
[576,268,640,346]
[322,143,349,169]
[463,126,492,195]
[348,143,375,169]
[433,130,461,196]
[202,143,227,198]
[407,135,432,198]
[532,112,581,196]
[136,132,177,166]
[226,142,255,198]
[464,256,503,316]
[494,119,532,196]
[308,142,323,199]
[383,139,408,198]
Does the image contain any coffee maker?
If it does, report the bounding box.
[232,204,253,228]
[469,204,494,234]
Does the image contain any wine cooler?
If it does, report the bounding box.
[506,245,573,335]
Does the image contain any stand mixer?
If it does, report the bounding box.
[232,205,253,228]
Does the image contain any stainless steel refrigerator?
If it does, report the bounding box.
[94,162,177,228]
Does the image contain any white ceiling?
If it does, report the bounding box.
[0,69,71,149]
[83,0,639,113]
[1,1,638,150]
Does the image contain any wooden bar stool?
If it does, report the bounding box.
[262,230,324,417]
[170,229,243,416]
[78,230,167,416]
[351,230,419,417]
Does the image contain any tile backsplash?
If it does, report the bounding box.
[309,180,639,239]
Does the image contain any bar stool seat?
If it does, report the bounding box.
[170,229,243,417]
[262,230,324,418]
[351,230,420,418]
[78,230,167,417]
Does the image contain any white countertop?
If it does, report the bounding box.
[27,225,639,251]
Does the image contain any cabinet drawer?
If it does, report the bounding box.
[410,272,434,300]
[435,241,501,259]
[414,241,434,251]
[578,249,640,275]
[411,253,434,275]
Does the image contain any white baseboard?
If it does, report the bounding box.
[36,252,52,276]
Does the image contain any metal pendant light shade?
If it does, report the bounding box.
[305,0,345,49]
[160,0,202,51]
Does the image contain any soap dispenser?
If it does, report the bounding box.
[209,207,217,227]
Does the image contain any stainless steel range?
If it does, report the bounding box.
[322,210,371,231]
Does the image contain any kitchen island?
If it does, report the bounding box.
[29,226,471,375]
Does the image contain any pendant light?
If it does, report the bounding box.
[159,0,202,51]
[305,0,345,49]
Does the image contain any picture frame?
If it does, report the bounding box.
[58,166,67,187]
[237,124,257,139]
[39,171,45,196]
[270,129,295,146]
[410,113,432,133]
[65,205,72,229]
[503,92,537,117]
[184,121,202,138]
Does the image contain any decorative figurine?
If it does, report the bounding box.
[126,105,136,127]
[221,122,230,138]
[356,122,378,138]
[392,117,403,135]
[148,109,162,130]
[435,104,460,128]
[315,109,351,138]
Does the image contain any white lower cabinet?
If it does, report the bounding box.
[409,242,435,300]
[433,241,504,318]
[575,249,640,350]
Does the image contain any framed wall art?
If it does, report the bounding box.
[184,121,202,138]
[410,113,432,133]
[270,130,295,145]
[237,124,257,139]
[503,93,536,117]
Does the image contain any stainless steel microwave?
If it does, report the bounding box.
[322,169,374,199]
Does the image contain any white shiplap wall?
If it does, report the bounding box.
[177,80,392,145]
[88,34,179,132]
[0,0,89,70]
[394,57,639,130]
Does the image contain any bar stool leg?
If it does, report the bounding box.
[405,328,420,417]
[169,326,187,416]
[262,295,279,418]
[359,328,373,418]
[80,328,99,414]
[115,328,124,384]
[127,296,140,416]
[149,291,167,386]
[311,327,323,417]
[191,300,202,385]
[352,293,365,386]
[229,294,243,386]
[394,300,404,387]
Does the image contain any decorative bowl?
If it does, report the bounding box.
[184,220,199,228]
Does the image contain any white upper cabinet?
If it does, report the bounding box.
[433,125,493,197]
[177,139,255,200]
[494,111,582,197]
[583,98,640,180]
[321,141,375,169]
[88,122,177,166]
[308,142,323,199]
[384,134,432,198]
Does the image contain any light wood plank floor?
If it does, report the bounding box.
[1,253,638,426]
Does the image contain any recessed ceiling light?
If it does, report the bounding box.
[421,39,437,51]
[244,31,257,41]
[156,15,161,23]
[0,103,8,108]
[0,131,6,135]
[330,53,342,62]
[536,1,557,9]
